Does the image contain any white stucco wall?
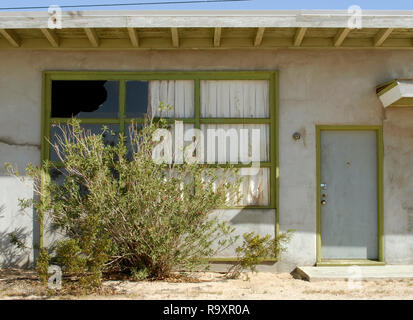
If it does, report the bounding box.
[0,49,413,270]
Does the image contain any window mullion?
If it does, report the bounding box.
[50,118,121,124]
[43,75,52,163]
[194,79,200,130]
[119,80,126,135]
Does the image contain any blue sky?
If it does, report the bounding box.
[0,0,412,11]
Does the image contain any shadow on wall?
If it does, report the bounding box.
[229,209,276,226]
[210,208,277,258]
[0,204,35,268]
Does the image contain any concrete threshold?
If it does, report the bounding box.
[292,265,413,282]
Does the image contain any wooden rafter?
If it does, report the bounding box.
[171,27,179,48]
[334,28,351,47]
[214,27,222,47]
[2,26,413,50]
[0,29,21,47]
[84,28,99,47]
[293,27,307,47]
[374,28,393,47]
[40,28,59,47]
[254,27,265,47]
[127,27,139,47]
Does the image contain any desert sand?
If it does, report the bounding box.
[1,270,413,300]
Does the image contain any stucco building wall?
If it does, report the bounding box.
[0,49,412,270]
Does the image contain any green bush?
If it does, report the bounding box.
[9,116,242,288]
[35,248,50,285]
[225,230,294,279]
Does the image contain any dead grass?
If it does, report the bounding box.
[2,269,413,300]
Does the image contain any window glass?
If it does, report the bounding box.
[125,123,195,162]
[238,168,270,206]
[45,73,274,208]
[200,124,270,164]
[201,80,269,118]
[126,80,194,119]
[51,80,119,118]
[207,168,270,206]
[125,81,149,118]
[150,80,194,118]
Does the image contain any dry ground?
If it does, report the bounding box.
[1,269,413,300]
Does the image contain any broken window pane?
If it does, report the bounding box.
[51,81,119,118]
[50,124,119,162]
[125,81,149,118]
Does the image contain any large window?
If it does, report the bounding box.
[42,71,278,209]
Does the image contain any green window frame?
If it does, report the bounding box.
[42,70,279,211]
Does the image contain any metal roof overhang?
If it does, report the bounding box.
[1,10,413,50]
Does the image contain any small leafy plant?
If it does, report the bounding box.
[225,229,294,279]
[36,248,50,285]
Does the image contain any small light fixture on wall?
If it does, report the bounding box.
[292,132,301,141]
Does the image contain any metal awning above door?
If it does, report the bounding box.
[377,79,413,108]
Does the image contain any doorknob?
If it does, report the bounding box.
[321,199,327,205]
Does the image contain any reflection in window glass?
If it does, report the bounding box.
[50,124,119,161]
[51,81,119,118]
[125,81,149,118]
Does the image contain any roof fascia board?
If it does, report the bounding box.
[1,10,413,29]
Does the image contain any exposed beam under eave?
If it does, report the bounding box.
[214,27,222,47]
[0,29,21,47]
[374,28,393,47]
[84,28,99,47]
[127,27,139,47]
[254,27,265,47]
[40,28,59,47]
[293,27,307,47]
[4,37,413,50]
[334,28,351,47]
[171,27,179,48]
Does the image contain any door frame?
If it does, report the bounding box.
[316,125,384,266]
